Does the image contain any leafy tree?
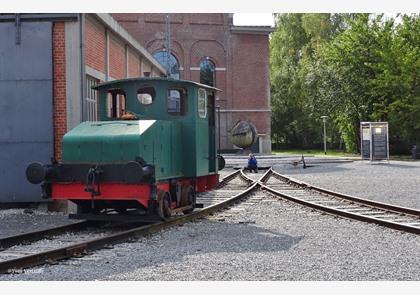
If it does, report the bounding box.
[270,13,419,153]
[270,14,313,148]
[308,14,419,152]
[270,13,346,149]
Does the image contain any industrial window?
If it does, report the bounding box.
[85,76,99,121]
[198,88,207,118]
[167,88,187,116]
[200,58,216,87]
[106,88,126,119]
[153,50,180,80]
[137,86,155,105]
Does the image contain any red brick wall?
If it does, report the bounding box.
[85,17,106,73]
[127,48,140,77]
[113,13,229,84]
[231,33,271,136]
[109,36,125,79]
[232,34,270,110]
[53,22,67,162]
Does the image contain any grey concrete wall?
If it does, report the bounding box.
[260,135,272,154]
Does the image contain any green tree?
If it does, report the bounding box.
[309,14,419,152]
[270,14,313,148]
[270,13,419,153]
[270,13,346,149]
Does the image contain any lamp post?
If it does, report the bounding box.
[216,104,221,153]
[321,116,328,155]
[165,14,171,77]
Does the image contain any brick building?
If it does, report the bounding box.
[112,13,273,153]
[0,13,165,205]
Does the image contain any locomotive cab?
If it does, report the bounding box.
[26,78,224,221]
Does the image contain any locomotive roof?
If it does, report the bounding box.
[93,77,222,92]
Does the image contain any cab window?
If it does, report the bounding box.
[106,88,126,118]
[167,88,187,116]
[198,88,207,118]
[137,86,155,105]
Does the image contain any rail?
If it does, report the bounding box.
[0,170,265,274]
[241,168,420,235]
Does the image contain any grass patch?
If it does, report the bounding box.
[273,149,415,161]
[272,149,359,157]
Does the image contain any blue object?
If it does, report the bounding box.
[248,157,257,167]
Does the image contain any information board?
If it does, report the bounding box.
[360,122,389,161]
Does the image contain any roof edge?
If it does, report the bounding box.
[230,25,275,35]
[93,77,222,92]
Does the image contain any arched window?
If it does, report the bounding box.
[153,50,180,80]
[200,58,216,87]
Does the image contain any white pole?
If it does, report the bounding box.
[386,123,389,162]
[323,120,326,155]
[321,116,328,155]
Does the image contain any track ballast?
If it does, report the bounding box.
[1,168,419,274]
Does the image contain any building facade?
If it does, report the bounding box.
[0,13,165,205]
[113,13,273,153]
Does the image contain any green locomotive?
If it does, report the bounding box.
[26,77,225,220]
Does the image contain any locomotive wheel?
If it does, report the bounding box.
[183,186,196,215]
[157,192,172,220]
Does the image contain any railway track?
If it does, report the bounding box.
[2,168,419,275]
[241,168,420,235]
[0,170,259,274]
[0,221,90,250]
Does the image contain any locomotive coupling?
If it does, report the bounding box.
[26,162,57,184]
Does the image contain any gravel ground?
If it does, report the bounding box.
[0,208,76,239]
[2,190,420,281]
[1,157,420,280]
[271,159,420,210]
[225,154,420,209]
[0,226,127,262]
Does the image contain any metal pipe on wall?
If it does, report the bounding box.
[79,13,85,122]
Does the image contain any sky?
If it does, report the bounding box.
[233,13,275,27]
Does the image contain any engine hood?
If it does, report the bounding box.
[62,120,157,164]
